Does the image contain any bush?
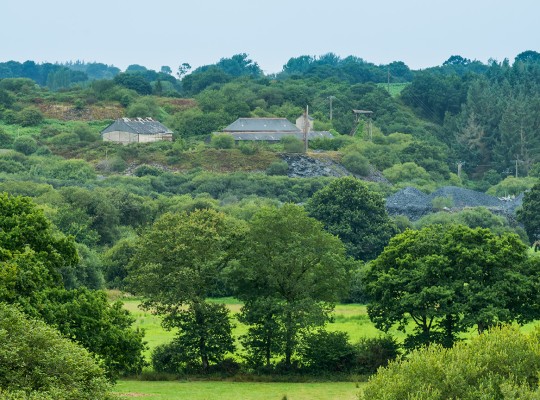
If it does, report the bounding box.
[266,160,289,176]
[134,164,163,177]
[0,303,112,399]
[341,151,370,176]
[361,326,540,399]
[299,330,356,373]
[13,135,38,155]
[47,131,81,146]
[354,335,401,375]
[0,127,13,148]
[281,135,304,153]
[74,123,100,142]
[152,341,185,374]
[17,107,44,127]
[431,196,454,210]
[211,133,235,149]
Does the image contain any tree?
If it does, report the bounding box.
[233,204,351,368]
[306,177,397,261]
[364,224,537,349]
[0,192,78,296]
[0,303,112,399]
[127,209,245,370]
[518,181,540,242]
[36,287,146,379]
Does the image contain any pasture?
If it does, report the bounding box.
[114,380,362,400]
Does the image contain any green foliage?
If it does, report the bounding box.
[17,107,44,126]
[341,151,370,176]
[431,195,454,210]
[159,302,235,373]
[299,330,356,372]
[128,209,246,370]
[0,126,13,148]
[487,176,537,197]
[126,97,161,119]
[73,123,100,142]
[36,287,146,379]
[210,133,235,149]
[306,177,397,261]
[383,162,434,190]
[0,303,112,399]
[0,192,78,298]
[354,335,401,375]
[365,224,537,349]
[266,160,289,176]
[13,135,37,155]
[233,204,350,368]
[518,181,540,242]
[134,164,163,177]
[281,135,304,153]
[361,326,540,399]
[102,237,137,289]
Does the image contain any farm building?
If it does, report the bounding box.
[101,118,173,144]
[218,117,333,142]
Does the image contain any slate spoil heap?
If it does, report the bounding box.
[386,186,523,221]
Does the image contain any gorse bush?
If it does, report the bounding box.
[361,326,540,399]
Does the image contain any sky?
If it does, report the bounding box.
[1,0,539,74]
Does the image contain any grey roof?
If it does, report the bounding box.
[224,118,300,133]
[101,118,173,135]
[220,131,334,141]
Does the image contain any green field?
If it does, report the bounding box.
[119,296,406,357]
[114,380,362,400]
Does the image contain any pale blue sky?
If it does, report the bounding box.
[2,0,538,74]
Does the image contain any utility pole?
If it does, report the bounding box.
[303,105,309,153]
[328,96,336,120]
[456,161,465,178]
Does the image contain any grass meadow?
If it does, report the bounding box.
[114,380,362,400]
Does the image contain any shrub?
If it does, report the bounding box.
[210,133,235,149]
[47,131,81,146]
[13,135,38,155]
[431,196,454,210]
[74,123,100,142]
[0,127,13,148]
[266,160,289,176]
[361,326,540,399]
[17,107,44,126]
[299,330,356,373]
[281,135,304,153]
[134,164,163,177]
[0,303,111,399]
[354,335,401,375]
[342,151,370,175]
[152,341,185,374]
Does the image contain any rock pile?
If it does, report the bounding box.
[386,186,524,221]
[281,154,351,178]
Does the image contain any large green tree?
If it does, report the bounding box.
[0,192,78,300]
[234,204,351,368]
[128,208,245,371]
[364,224,537,349]
[306,177,397,261]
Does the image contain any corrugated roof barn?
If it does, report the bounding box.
[101,118,173,144]
[219,118,333,142]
